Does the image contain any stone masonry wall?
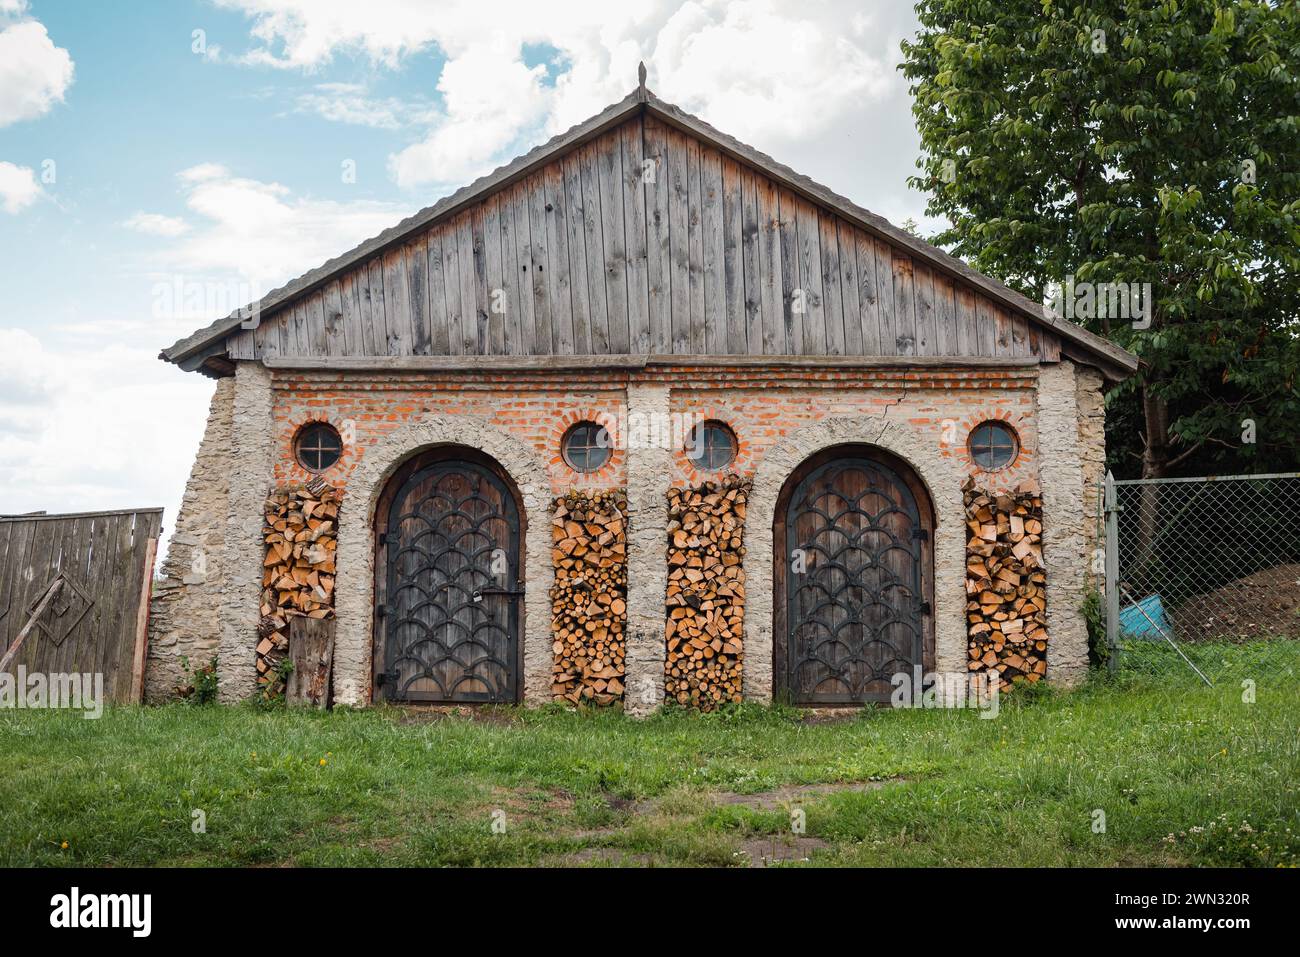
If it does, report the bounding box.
[145,378,233,701]
[1076,365,1107,585]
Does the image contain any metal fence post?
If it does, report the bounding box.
[1103,471,1121,673]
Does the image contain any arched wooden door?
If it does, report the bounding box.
[774,446,934,705]
[372,448,524,704]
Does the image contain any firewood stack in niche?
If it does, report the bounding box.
[963,476,1047,688]
[665,477,750,710]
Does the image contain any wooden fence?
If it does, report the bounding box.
[0,508,163,703]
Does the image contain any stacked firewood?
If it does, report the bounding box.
[665,477,750,710]
[963,476,1047,688]
[258,479,338,694]
[550,490,627,705]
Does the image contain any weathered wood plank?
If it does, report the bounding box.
[777,189,802,354]
[874,237,897,356]
[976,293,998,355]
[721,156,746,354]
[794,196,825,355]
[757,175,783,354]
[561,152,592,355]
[701,146,725,353]
[368,258,390,356]
[666,128,690,353]
[934,272,958,356]
[457,210,483,354]
[481,201,505,355]
[322,280,345,357]
[543,164,574,354]
[508,181,537,356]
[741,167,763,355]
[836,219,862,355]
[287,617,335,708]
[642,119,671,354]
[620,119,651,354]
[496,185,524,354]
[685,136,706,354]
[382,247,411,355]
[595,135,630,353]
[577,144,609,353]
[955,284,978,356]
[818,210,846,356]
[426,227,451,354]
[406,234,431,355]
[914,261,937,357]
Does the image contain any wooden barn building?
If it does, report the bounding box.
[150,79,1136,713]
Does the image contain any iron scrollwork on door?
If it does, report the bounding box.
[785,457,926,704]
[380,460,521,703]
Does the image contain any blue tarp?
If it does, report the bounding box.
[1119,593,1173,640]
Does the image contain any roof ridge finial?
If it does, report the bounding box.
[637,60,647,93]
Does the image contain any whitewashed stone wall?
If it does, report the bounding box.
[217,362,275,702]
[145,378,233,701]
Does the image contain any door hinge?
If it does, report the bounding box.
[916,600,932,615]
[375,604,387,620]
[376,669,398,687]
[378,532,387,546]
[912,528,930,542]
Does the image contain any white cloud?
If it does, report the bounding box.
[215,1,911,210]
[123,212,191,237]
[389,42,550,188]
[0,18,74,127]
[294,82,437,130]
[157,166,412,288]
[0,326,213,553]
[0,160,42,213]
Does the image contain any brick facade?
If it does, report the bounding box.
[147,358,1106,707]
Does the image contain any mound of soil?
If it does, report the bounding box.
[1171,564,1300,642]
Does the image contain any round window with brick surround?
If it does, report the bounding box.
[687,420,737,471]
[967,421,1019,471]
[561,421,612,473]
[295,422,343,472]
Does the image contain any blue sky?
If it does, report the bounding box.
[0,0,928,545]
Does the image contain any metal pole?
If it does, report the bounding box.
[1104,472,1121,674]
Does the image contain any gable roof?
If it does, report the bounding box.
[160,83,1137,382]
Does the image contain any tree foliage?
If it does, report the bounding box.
[901,0,1300,476]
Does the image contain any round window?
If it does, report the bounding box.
[562,421,612,473]
[295,422,343,472]
[968,421,1018,470]
[687,420,737,471]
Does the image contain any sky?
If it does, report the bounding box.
[0,0,933,549]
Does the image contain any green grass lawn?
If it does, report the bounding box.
[2,665,1297,867]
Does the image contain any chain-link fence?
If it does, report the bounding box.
[1103,472,1300,684]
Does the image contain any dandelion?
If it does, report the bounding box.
[319,758,327,766]
[60,841,68,849]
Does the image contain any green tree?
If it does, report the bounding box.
[901,0,1300,477]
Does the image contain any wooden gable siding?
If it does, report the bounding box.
[229,114,1058,363]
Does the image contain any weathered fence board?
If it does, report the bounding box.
[0,508,162,703]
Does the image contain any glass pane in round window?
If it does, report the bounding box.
[687,421,737,471]
[562,422,612,472]
[295,422,343,472]
[968,422,1018,470]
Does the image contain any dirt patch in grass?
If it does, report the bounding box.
[394,705,521,726]
[711,780,892,810]
[1172,564,1300,641]
[740,835,830,867]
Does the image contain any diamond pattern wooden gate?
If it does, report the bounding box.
[374,454,522,704]
[775,448,933,705]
